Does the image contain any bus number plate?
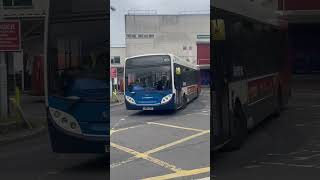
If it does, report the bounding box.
[143,107,154,111]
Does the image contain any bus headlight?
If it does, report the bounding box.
[161,94,173,104]
[125,95,136,105]
[49,108,82,135]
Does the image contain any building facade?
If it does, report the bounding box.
[125,14,210,86]
[1,0,47,95]
[110,46,126,92]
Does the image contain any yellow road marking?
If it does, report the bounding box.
[145,130,210,155]
[147,122,206,132]
[142,167,210,180]
[110,124,144,135]
[111,130,209,169]
[111,142,181,172]
[111,122,210,180]
[110,156,138,168]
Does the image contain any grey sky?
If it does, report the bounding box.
[110,0,210,47]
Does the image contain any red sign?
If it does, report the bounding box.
[197,43,210,65]
[111,67,117,78]
[0,21,21,51]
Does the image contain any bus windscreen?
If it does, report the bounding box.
[125,55,172,92]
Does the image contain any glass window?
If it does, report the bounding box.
[125,55,172,92]
[113,56,120,64]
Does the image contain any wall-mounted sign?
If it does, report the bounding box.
[0,21,21,51]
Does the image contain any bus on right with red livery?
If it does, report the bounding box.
[211,7,292,151]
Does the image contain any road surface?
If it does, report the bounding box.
[110,89,211,180]
[214,75,320,179]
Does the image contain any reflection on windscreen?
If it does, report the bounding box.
[49,39,107,97]
[125,55,172,92]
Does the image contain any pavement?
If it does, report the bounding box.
[214,74,320,179]
[0,94,47,145]
[110,88,210,180]
[111,92,125,107]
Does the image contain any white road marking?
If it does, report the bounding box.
[295,154,320,160]
[194,177,210,180]
[244,165,262,169]
[260,162,317,168]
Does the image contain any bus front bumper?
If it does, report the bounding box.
[125,100,175,111]
[47,113,108,153]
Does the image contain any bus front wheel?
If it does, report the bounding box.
[273,86,283,117]
[182,94,188,109]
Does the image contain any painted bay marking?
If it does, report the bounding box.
[111,142,181,172]
[145,130,210,155]
[147,122,207,132]
[142,167,210,180]
[194,177,211,180]
[110,130,209,169]
[110,124,144,135]
[110,156,138,168]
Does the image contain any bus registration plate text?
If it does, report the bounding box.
[143,107,154,111]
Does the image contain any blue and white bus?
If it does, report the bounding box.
[124,54,201,111]
[45,0,108,153]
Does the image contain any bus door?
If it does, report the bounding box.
[174,66,183,108]
[212,18,231,149]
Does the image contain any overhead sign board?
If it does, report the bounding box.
[0,21,21,52]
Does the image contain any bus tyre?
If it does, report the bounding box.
[274,86,282,117]
[195,89,199,99]
[221,102,247,152]
[182,94,188,109]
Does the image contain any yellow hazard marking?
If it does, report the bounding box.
[111,142,181,172]
[144,130,210,155]
[110,156,138,168]
[111,122,210,180]
[111,130,209,169]
[147,122,206,132]
[142,167,210,180]
[110,124,144,135]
